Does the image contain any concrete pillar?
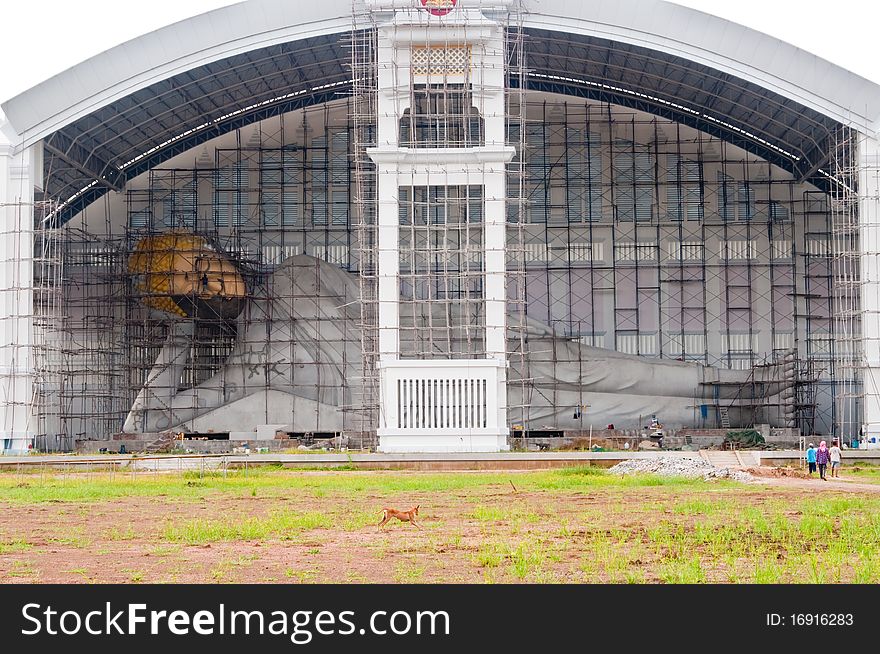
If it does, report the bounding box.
[367,0,514,452]
[0,116,38,454]
[859,134,880,447]
[377,173,401,360]
[483,170,507,359]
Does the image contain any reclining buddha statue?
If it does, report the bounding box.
[122,233,796,435]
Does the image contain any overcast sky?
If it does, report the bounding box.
[1,0,878,103]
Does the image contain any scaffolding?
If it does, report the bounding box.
[500,99,829,433]
[15,4,860,449]
[350,2,380,447]
[829,126,863,440]
[27,105,371,447]
[349,0,530,450]
[24,94,841,445]
[32,199,68,450]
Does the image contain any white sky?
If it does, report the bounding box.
[0,0,878,104]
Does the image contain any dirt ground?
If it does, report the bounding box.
[747,467,880,494]
[1,468,877,584]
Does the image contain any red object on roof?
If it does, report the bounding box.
[421,0,457,17]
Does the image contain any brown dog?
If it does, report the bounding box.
[378,505,422,530]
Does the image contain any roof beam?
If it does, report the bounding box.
[796,148,832,183]
[53,85,348,225]
[43,131,124,193]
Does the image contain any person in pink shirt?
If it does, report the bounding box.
[815,440,830,481]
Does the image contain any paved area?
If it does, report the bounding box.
[0,449,878,470]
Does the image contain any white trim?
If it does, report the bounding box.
[524,0,880,134]
[2,3,352,149]
[4,0,880,151]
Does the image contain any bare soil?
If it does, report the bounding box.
[0,470,876,584]
[750,470,880,494]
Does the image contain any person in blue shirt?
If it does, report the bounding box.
[805,443,817,476]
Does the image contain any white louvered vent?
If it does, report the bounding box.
[774,333,795,351]
[262,245,302,265]
[523,243,550,263]
[667,241,704,261]
[806,239,831,257]
[397,378,487,430]
[311,245,350,266]
[575,334,605,348]
[666,333,707,357]
[722,333,759,353]
[615,242,659,262]
[719,240,757,260]
[568,242,604,262]
[617,334,658,355]
[772,240,792,260]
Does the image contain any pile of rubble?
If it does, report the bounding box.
[609,457,754,482]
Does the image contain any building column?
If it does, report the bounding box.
[484,170,509,435]
[366,0,514,452]
[377,172,401,361]
[859,134,880,447]
[0,117,38,454]
[484,170,507,360]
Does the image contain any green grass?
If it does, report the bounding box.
[659,556,706,584]
[341,509,381,531]
[853,556,880,583]
[474,543,506,568]
[209,555,262,583]
[163,510,331,544]
[557,465,608,477]
[472,506,505,522]
[845,464,880,484]
[508,541,547,580]
[47,530,92,549]
[803,496,870,516]
[0,539,33,554]
[104,526,137,541]
[147,544,181,557]
[672,498,735,516]
[393,562,426,583]
[752,560,783,584]
[6,466,880,584]
[6,561,37,579]
[284,568,318,583]
[0,467,725,505]
[471,539,552,580]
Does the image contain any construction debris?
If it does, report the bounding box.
[609,457,754,482]
[724,429,765,449]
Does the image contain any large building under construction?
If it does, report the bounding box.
[3,0,880,453]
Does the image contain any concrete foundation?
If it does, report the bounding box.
[6,450,880,473]
[76,437,308,455]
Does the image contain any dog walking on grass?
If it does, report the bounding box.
[378,505,422,530]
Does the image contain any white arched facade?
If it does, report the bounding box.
[6,0,880,147]
[3,0,880,452]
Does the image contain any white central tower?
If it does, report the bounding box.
[365,0,515,452]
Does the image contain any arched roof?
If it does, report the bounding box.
[4,0,880,223]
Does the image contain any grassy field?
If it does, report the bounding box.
[1,466,879,584]
[843,465,880,485]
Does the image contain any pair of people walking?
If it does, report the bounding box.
[806,440,842,480]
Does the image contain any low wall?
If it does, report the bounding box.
[6,450,878,472]
[76,438,304,455]
[76,426,806,456]
[0,451,704,472]
[65,432,820,456]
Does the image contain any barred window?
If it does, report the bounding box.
[667,155,703,221]
[400,85,484,148]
